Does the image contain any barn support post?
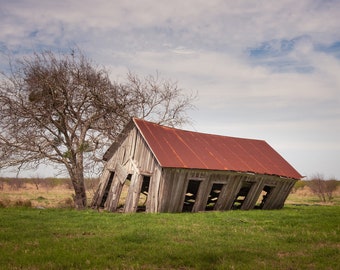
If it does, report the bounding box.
[218,175,235,210]
[268,179,295,209]
[223,174,244,210]
[172,170,189,212]
[268,188,284,209]
[90,168,111,208]
[229,174,257,209]
[106,176,124,212]
[241,177,264,210]
[157,169,170,212]
[205,174,230,211]
[200,179,215,211]
[157,169,172,212]
[192,177,210,212]
[147,168,162,213]
[200,174,227,211]
[106,163,129,211]
[124,173,143,213]
[213,175,234,210]
[261,180,285,209]
[278,180,296,208]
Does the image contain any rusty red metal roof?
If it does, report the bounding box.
[133,118,302,179]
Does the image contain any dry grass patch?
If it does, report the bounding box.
[0,183,75,208]
[0,178,99,208]
[1,178,339,209]
[286,185,340,205]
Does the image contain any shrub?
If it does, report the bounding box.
[8,178,26,190]
[14,199,32,207]
[58,197,74,208]
[0,199,10,208]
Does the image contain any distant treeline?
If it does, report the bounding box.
[0,177,99,191]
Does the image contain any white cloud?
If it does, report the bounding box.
[2,1,340,51]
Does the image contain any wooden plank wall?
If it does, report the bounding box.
[92,126,163,213]
[159,169,297,212]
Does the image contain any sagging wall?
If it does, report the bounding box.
[93,164,296,213]
[158,169,297,212]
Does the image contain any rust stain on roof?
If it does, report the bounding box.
[133,118,302,179]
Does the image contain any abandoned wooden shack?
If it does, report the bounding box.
[91,118,302,213]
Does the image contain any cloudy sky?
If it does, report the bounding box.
[1,0,339,179]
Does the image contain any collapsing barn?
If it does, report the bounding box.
[91,118,302,213]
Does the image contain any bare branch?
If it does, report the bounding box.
[0,48,196,208]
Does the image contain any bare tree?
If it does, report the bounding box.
[306,174,338,203]
[324,179,338,202]
[307,174,327,202]
[0,49,196,209]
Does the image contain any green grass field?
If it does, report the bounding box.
[0,205,339,270]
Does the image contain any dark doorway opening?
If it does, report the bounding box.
[232,181,254,209]
[99,171,115,207]
[205,183,224,211]
[182,180,201,212]
[137,176,151,212]
[255,185,275,209]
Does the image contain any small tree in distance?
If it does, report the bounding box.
[0,49,196,209]
[306,174,338,202]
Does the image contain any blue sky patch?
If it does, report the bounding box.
[316,41,340,58]
[247,36,315,73]
[249,39,295,58]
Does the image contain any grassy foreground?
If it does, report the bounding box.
[0,206,339,270]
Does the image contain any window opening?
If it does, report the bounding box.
[232,181,254,209]
[182,180,201,212]
[255,185,274,209]
[205,183,224,211]
[137,176,151,212]
[99,171,115,207]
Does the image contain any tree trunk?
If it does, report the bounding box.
[69,168,87,209]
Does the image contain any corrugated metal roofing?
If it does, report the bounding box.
[133,118,302,179]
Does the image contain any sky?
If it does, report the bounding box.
[0,0,339,179]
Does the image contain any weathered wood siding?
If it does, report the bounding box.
[92,126,162,213]
[158,169,296,212]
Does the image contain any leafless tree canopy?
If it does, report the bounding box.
[307,174,338,202]
[0,49,196,208]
